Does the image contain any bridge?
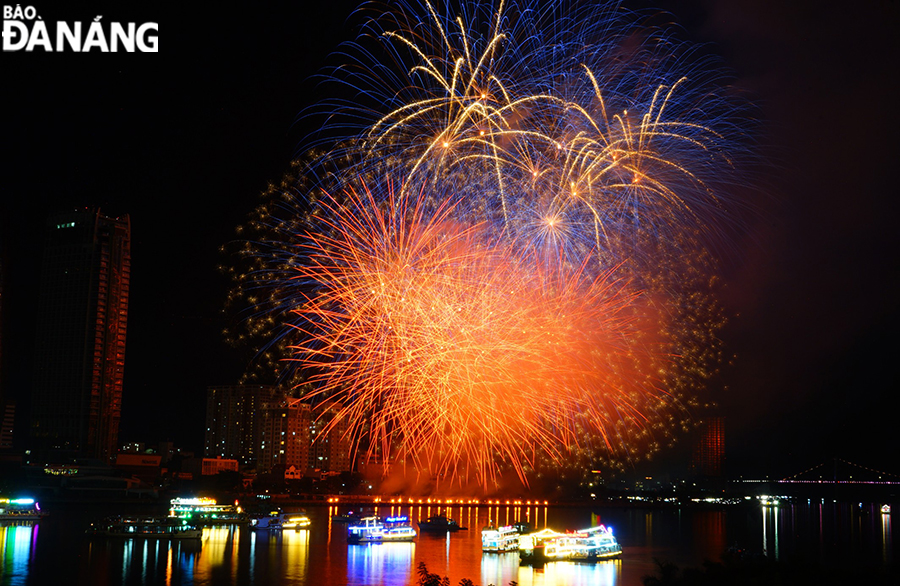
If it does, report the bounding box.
[779,458,900,486]
[735,458,900,500]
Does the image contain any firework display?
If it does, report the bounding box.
[228,0,747,487]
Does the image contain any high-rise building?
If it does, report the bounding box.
[691,416,725,477]
[205,384,281,465]
[0,253,4,402]
[259,400,310,474]
[309,400,351,473]
[0,401,14,451]
[30,208,131,462]
[0,253,6,417]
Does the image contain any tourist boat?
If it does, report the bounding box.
[332,509,373,523]
[418,515,465,532]
[168,497,246,525]
[481,524,523,553]
[882,504,891,515]
[0,498,47,521]
[332,513,354,523]
[518,527,564,563]
[86,516,202,539]
[250,509,311,530]
[519,525,622,565]
[347,516,416,543]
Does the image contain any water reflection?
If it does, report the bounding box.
[0,523,36,585]
[765,504,779,560]
[516,559,620,586]
[2,503,895,586]
[283,528,310,581]
[122,537,133,583]
[480,551,519,586]
[692,510,725,562]
[193,525,236,583]
[347,541,415,585]
[178,541,198,583]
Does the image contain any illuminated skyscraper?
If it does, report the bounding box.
[0,248,16,454]
[691,416,725,477]
[0,402,13,451]
[259,399,310,474]
[205,384,281,464]
[0,253,5,431]
[0,253,4,398]
[30,208,131,462]
[309,400,351,473]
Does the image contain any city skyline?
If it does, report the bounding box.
[0,0,897,480]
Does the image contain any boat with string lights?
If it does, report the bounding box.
[347,516,416,543]
[519,525,622,565]
[86,516,202,540]
[0,498,47,522]
[168,497,246,525]
[481,523,524,553]
[250,509,311,530]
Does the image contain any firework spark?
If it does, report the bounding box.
[287,185,682,484]
[229,0,747,488]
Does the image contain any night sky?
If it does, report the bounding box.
[1,1,897,478]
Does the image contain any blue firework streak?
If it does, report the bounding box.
[305,0,750,273]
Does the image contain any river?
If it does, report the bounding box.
[0,501,894,585]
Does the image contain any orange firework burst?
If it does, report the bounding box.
[226,0,747,490]
[288,184,679,486]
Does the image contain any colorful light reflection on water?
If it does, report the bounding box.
[0,502,895,586]
[0,523,37,585]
